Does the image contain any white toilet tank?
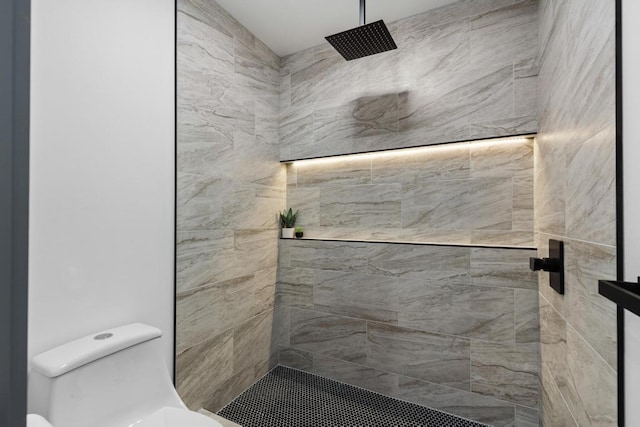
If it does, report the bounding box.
[30,324,187,427]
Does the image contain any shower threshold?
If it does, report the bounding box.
[217,366,491,427]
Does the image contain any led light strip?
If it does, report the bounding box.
[286,135,535,167]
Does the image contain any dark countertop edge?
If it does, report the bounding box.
[279,133,536,163]
[599,280,640,317]
[279,237,537,251]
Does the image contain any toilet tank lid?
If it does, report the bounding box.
[31,323,162,378]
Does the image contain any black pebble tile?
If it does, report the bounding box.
[217,366,491,427]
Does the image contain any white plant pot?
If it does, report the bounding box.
[282,228,296,239]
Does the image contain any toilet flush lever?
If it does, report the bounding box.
[529,239,565,295]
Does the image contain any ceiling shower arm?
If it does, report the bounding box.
[360,0,366,26]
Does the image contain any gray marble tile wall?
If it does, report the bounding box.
[279,0,539,161]
[173,0,620,422]
[287,139,534,246]
[276,239,540,427]
[176,0,284,412]
[536,0,617,425]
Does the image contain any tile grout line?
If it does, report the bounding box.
[287,305,520,347]
[541,361,580,427]
[538,291,617,373]
[280,271,539,294]
[287,350,541,414]
[534,231,617,250]
[286,335,510,405]
[285,324,534,410]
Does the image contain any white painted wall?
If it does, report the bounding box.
[28,0,175,399]
[623,0,640,424]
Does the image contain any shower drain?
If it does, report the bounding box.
[217,366,491,427]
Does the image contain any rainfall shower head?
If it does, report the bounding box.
[325,0,397,61]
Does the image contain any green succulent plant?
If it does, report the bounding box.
[295,227,303,233]
[279,208,299,228]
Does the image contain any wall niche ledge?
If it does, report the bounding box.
[280,237,536,251]
[283,134,536,250]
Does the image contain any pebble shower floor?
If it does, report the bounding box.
[217,366,490,427]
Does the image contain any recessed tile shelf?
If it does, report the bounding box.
[281,133,536,250]
[279,133,536,163]
[280,237,536,251]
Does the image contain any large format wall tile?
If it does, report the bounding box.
[178,0,543,422]
[513,176,535,232]
[538,294,568,391]
[367,322,471,391]
[276,239,539,423]
[311,356,400,397]
[288,240,369,272]
[176,230,236,293]
[314,270,399,323]
[515,405,540,427]
[233,312,276,376]
[278,347,313,370]
[254,267,277,316]
[177,0,282,411]
[470,139,533,179]
[560,325,616,427]
[177,330,234,411]
[203,367,257,413]
[540,288,616,427]
[515,289,540,345]
[398,65,514,137]
[285,187,319,228]
[398,280,515,343]
[297,158,371,187]
[371,145,470,183]
[534,157,566,237]
[276,267,314,309]
[401,177,513,231]
[466,116,538,140]
[234,229,280,274]
[314,94,399,147]
[272,305,290,347]
[366,244,470,279]
[179,0,245,40]
[536,3,616,421]
[177,275,255,354]
[540,362,576,426]
[279,108,313,157]
[562,239,617,369]
[287,140,534,247]
[470,248,538,290]
[279,0,538,161]
[395,376,516,427]
[319,184,402,228]
[514,61,539,120]
[565,125,616,246]
[289,309,367,363]
[468,0,538,69]
[471,341,539,407]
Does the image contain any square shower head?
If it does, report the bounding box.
[325,20,397,61]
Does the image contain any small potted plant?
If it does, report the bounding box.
[295,227,304,238]
[280,208,298,239]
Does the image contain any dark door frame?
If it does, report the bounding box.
[0,0,30,426]
[616,0,625,425]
